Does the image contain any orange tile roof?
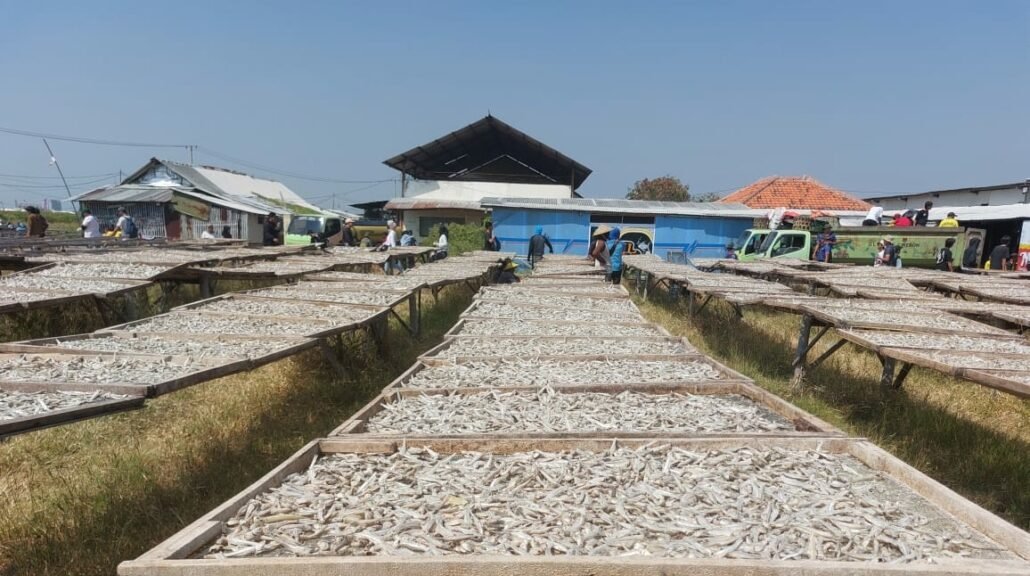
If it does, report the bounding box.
[718,176,871,211]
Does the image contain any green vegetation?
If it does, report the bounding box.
[0,210,81,235]
[0,284,474,576]
[420,221,486,255]
[630,287,1030,530]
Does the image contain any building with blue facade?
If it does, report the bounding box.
[481,197,763,260]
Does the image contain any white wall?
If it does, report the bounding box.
[404,179,572,201]
[871,186,1026,212]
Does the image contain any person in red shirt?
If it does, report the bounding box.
[893,212,913,227]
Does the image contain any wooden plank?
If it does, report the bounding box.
[120,437,1030,573]
[961,370,1030,399]
[0,394,145,438]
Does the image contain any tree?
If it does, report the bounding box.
[692,191,724,202]
[626,176,690,202]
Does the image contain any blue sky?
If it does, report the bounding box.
[0,0,1026,209]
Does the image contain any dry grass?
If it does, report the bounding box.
[0,285,473,576]
[630,286,1030,530]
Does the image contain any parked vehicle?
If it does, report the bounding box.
[733,224,985,268]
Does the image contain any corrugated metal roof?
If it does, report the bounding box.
[73,186,179,203]
[386,198,484,211]
[479,197,766,218]
[928,203,1030,222]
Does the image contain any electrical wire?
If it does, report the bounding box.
[0,126,191,149]
[197,147,397,185]
[0,172,117,181]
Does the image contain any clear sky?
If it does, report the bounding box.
[0,0,1027,209]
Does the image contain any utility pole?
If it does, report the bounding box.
[42,138,73,198]
[188,145,195,165]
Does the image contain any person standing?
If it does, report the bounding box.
[814,224,837,263]
[936,238,955,272]
[115,207,138,239]
[881,235,898,267]
[483,222,499,251]
[81,210,101,238]
[341,218,357,246]
[382,220,398,249]
[25,206,47,237]
[961,237,981,271]
[989,236,1011,271]
[938,212,960,228]
[527,226,553,267]
[873,240,886,267]
[588,225,611,270]
[607,227,626,284]
[432,225,449,261]
[915,201,933,226]
[201,224,217,239]
[262,213,279,246]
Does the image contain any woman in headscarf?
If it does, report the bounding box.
[961,237,981,272]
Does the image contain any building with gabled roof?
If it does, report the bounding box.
[719,175,871,211]
[73,157,323,243]
[383,115,591,238]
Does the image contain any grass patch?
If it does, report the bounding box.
[0,284,473,576]
[0,210,80,235]
[630,285,1030,530]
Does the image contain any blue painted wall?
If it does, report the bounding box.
[492,207,753,259]
[654,214,752,259]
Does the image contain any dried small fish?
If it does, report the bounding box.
[362,388,794,434]
[0,388,128,421]
[404,358,725,389]
[0,275,137,294]
[842,330,1030,354]
[0,354,189,385]
[28,262,170,280]
[454,319,666,338]
[47,334,294,360]
[206,445,1012,562]
[432,337,690,358]
[467,301,642,322]
[191,299,376,322]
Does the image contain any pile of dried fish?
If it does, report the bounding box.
[901,350,1030,372]
[29,262,171,279]
[47,334,297,360]
[0,388,128,420]
[248,287,408,307]
[467,301,642,322]
[206,445,1009,561]
[843,330,1030,354]
[0,290,77,306]
[405,358,725,389]
[432,337,690,358]
[485,284,626,296]
[209,262,331,276]
[454,319,666,338]
[119,313,319,336]
[194,298,375,321]
[479,293,640,314]
[0,275,138,293]
[0,354,187,384]
[363,388,793,434]
[805,305,1008,334]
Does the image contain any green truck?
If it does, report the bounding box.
[733,225,985,268]
[285,214,389,247]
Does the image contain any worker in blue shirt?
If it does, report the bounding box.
[607,227,625,284]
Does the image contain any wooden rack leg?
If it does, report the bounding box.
[318,340,347,378]
[893,362,913,389]
[408,292,421,336]
[878,355,897,388]
[791,313,814,387]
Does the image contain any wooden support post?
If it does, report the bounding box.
[687,289,695,315]
[893,362,913,389]
[878,354,897,388]
[791,313,814,388]
[318,340,347,378]
[693,293,714,316]
[808,338,847,371]
[408,291,420,336]
[389,308,414,335]
[369,317,389,356]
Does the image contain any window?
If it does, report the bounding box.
[324,218,341,237]
[287,216,321,235]
[771,234,807,256]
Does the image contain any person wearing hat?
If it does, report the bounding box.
[881,235,898,267]
[607,227,626,284]
[814,223,837,263]
[341,218,357,246]
[588,225,612,270]
[938,212,960,228]
[527,225,553,268]
[495,260,521,284]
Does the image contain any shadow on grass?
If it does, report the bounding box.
[0,285,473,576]
[638,289,1030,530]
